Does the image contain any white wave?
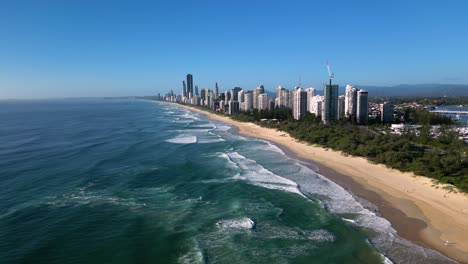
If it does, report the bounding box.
[216,217,255,230]
[173,119,194,124]
[166,135,197,144]
[214,124,231,131]
[226,152,304,197]
[171,129,211,133]
[342,218,356,224]
[197,138,225,144]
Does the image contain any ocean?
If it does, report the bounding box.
[0,99,455,264]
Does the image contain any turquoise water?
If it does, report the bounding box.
[0,99,454,264]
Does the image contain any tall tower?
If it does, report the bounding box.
[195,85,199,96]
[182,80,187,97]
[345,84,357,121]
[322,62,339,124]
[186,74,193,98]
[293,87,307,120]
[357,90,369,125]
[214,82,219,99]
[322,84,339,124]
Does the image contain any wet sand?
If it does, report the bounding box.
[174,103,468,263]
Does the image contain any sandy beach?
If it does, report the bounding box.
[177,104,468,263]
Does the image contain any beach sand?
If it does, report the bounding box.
[177,104,468,263]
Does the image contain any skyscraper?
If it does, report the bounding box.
[322,84,339,124]
[338,95,345,120]
[214,82,219,99]
[305,88,316,112]
[252,85,264,109]
[238,90,245,103]
[293,87,307,120]
[182,80,187,97]
[229,87,241,102]
[195,85,199,96]
[186,74,193,98]
[244,92,253,111]
[310,95,324,117]
[258,93,269,110]
[345,84,357,121]
[357,90,369,125]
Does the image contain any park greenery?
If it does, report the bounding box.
[370,96,468,106]
[191,104,468,192]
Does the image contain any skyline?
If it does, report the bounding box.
[1,0,468,99]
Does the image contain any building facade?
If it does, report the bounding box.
[322,84,339,124]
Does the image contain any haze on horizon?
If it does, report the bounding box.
[1,0,468,99]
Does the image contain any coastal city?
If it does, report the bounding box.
[157,73,468,141]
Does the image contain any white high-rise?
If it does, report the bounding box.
[244,92,253,111]
[345,84,357,120]
[309,95,324,117]
[305,88,316,112]
[293,87,307,120]
[238,90,245,103]
[338,95,346,119]
[258,93,269,110]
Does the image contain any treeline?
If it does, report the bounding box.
[228,108,468,192]
[370,96,468,106]
[402,108,453,125]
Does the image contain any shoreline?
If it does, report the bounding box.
[173,103,468,263]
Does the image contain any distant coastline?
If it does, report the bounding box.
[169,101,468,264]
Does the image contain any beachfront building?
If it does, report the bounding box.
[305,87,316,112]
[244,91,253,112]
[345,84,357,121]
[293,87,307,120]
[357,90,369,125]
[258,93,269,110]
[338,95,346,119]
[322,84,339,124]
[309,95,324,117]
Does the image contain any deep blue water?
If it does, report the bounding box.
[0,99,455,264]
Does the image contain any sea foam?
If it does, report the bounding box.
[166,135,197,144]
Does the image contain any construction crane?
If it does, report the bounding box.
[326,61,334,87]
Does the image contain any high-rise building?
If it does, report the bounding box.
[182,81,187,97]
[253,85,265,109]
[293,87,307,120]
[195,85,199,96]
[305,88,316,112]
[244,92,253,111]
[200,89,206,101]
[309,95,324,117]
[338,95,346,119]
[214,82,219,99]
[258,93,269,110]
[380,102,394,123]
[345,84,357,121]
[322,84,339,124]
[238,90,245,103]
[231,87,242,101]
[276,86,287,109]
[357,90,369,125]
[186,74,193,98]
[228,100,240,115]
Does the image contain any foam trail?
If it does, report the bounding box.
[226,151,305,197]
[166,135,197,144]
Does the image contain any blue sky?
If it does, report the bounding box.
[1,0,468,98]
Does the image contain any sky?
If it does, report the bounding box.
[1,0,468,99]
